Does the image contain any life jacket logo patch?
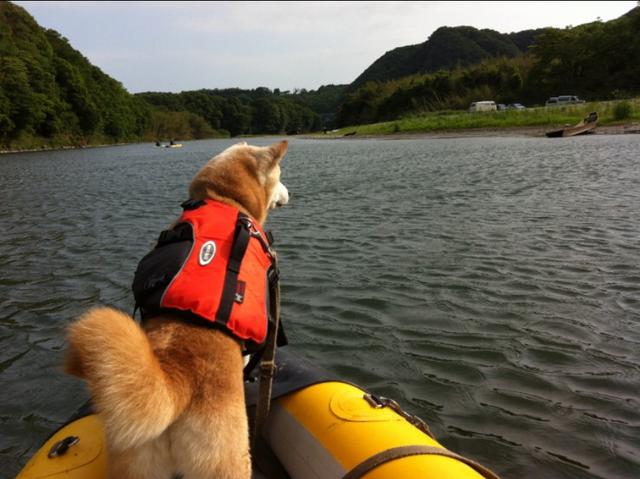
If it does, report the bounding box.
[235,280,246,304]
[199,241,217,266]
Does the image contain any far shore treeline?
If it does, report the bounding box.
[336,7,640,127]
[1,0,639,151]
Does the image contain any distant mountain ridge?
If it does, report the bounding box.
[350,25,547,90]
[338,7,640,127]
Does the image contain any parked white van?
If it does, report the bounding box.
[469,101,497,112]
[545,95,585,106]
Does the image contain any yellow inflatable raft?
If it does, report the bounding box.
[17,349,498,479]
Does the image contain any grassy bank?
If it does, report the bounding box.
[322,98,640,137]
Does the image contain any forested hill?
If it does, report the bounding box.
[0,1,325,149]
[338,7,640,127]
[135,88,322,137]
[0,1,150,148]
[350,26,547,90]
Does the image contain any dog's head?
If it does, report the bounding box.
[189,140,289,225]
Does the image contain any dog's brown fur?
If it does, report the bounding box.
[65,141,289,479]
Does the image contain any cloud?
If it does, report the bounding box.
[177,2,386,35]
[16,1,638,92]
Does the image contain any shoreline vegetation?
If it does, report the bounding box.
[0,131,230,155]
[310,99,640,139]
[2,100,639,154]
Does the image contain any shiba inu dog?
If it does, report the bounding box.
[65,140,289,479]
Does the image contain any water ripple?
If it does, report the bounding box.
[2,137,640,477]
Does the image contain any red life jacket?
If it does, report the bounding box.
[132,199,276,346]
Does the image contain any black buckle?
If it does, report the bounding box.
[268,266,279,285]
[157,224,193,246]
[181,199,206,210]
[157,229,174,245]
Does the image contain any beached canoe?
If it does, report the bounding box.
[16,348,498,479]
[545,112,598,138]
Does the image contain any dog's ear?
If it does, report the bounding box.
[268,140,288,166]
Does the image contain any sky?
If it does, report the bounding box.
[16,1,638,94]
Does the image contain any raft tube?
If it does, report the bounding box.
[17,349,496,479]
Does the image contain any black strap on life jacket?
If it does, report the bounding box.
[215,212,251,328]
[242,222,288,381]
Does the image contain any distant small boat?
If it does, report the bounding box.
[155,141,183,148]
[545,112,598,138]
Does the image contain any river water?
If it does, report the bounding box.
[1,135,639,478]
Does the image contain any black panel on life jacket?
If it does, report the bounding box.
[132,222,194,318]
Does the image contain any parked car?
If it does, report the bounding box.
[497,103,508,111]
[469,101,497,112]
[545,95,585,106]
[507,103,526,110]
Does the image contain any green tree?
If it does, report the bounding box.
[222,97,252,136]
[0,56,42,135]
[252,97,282,133]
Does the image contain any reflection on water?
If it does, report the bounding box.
[1,135,640,478]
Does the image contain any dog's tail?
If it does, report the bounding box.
[65,307,189,451]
